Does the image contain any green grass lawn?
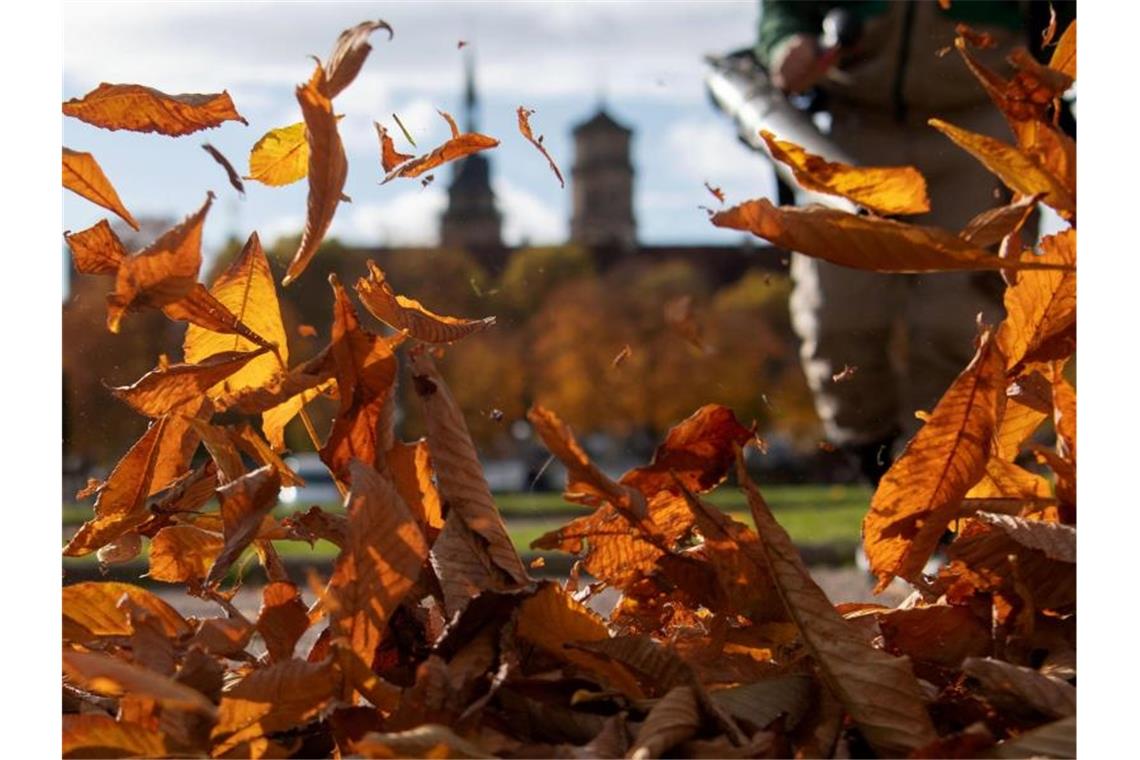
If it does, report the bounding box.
[63,483,870,567]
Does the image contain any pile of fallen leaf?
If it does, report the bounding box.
[62,17,1075,759]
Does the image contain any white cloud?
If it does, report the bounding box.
[492,178,565,246]
[665,118,774,191]
[335,190,448,247]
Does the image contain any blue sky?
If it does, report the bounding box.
[63,1,779,261]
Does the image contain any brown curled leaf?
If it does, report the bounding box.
[63,83,247,136]
[355,259,495,343]
[62,148,139,229]
[64,219,127,275]
[201,142,245,195]
[376,121,415,172]
[321,19,393,99]
[206,465,283,586]
[382,111,498,182]
[517,107,564,187]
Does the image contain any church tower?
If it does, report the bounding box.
[439,53,504,262]
[569,108,636,252]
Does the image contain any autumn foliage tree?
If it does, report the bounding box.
[62,16,1075,759]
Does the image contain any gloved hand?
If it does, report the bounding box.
[769,33,824,93]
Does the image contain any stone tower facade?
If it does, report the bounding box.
[440,55,503,253]
[570,109,636,251]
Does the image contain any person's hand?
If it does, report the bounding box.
[770,34,823,93]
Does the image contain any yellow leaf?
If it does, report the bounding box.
[997,229,1076,370]
[929,119,1075,219]
[1049,20,1076,78]
[63,714,170,759]
[184,231,288,403]
[63,581,191,643]
[759,130,929,216]
[147,525,224,583]
[247,121,315,187]
[62,148,139,229]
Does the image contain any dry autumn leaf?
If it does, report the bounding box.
[201,142,245,195]
[759,130,930,216]
[959,192,1044,249]
[63,581,191,643]
[110,348,268,418]
[256,581,311,664]
[63,650,217,716]
[517,107,564,187]
[148,524,224,583]
[64,219,127,275]
[283,65,349,286]
[62,714,170,759]
[355,259,495,343]
[321,19,393,99]
[1049,20,1076,79]
[376,121,415,173]
[863,329,1006,589]
[711,199,1070,273]
[246,121,309,186]
[382,110,499,182]
[997,229,1076,370]
[63,82,247,136]
[206,465,283,585]
[62,148,139,229]
[737,459,938,756]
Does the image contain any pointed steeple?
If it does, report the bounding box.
[463,50,478,133]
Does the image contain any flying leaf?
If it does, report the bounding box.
[184,231,288,403]
[329,460,429,673]
[319,275,400,485]
[962,657,1076,719]
[206,465,283,585]
[230,423,304,487]
[283,65,348,286]
[63,82,247,136]
[62,714,170,759]
[430,509,518,616]
[959,192,1043,248]
[704,181,725,204]
[1049,20,1076,78]
[382,111,499,183]
[759,130,930,215]
[929,119,1074,219]
[392,111,416,147]
[997,229,1076,370]
[256,581,311,664]
[63,418,169,556]
[517,107,564,187]
[106,192,213,332]
[711,199,1070,273]
[64,219,127,275]
[387,439,445,530]
[990,716,1075,759]
[737,459,937,756]
[876,604,992,667]
[376,121,414,172]
[621,404,754,497]
[62,148,139,229]
[321,19,393,99]
[246,121,309,186]
[410,348,530,587]
[201,142,245,195]
[355,259,495,343]
[211,658,337,756]
[863,330,1006,589]
[110,348,268,417]
[161,282,275,346]
[63,650,217,716]
[148,525,224,583]
[63,581,190,643]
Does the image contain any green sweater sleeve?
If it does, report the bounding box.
[756,1,827,67]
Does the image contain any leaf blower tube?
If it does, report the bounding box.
[704,8,863,212]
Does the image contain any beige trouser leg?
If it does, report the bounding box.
[789,103,1009,447]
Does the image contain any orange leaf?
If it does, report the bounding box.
[382,111,498,183]
[256,581,311,663]
[319,276,400,484]
[211,658,337,756]
[410,348,530,587]
[110,348,268,417]
[206,465,283,585]
[62,714,170,759]
[997,229,1076,370]
[328,460,429,671]
[929,119,1074,219]
[356,259,496,343]
[959,192,1043,249]
[711,199,1069,273]
[148,525,224,583]
[375,121,414,172]
[321,19,393,99]
[517,107,564,187]
[387,439,445,530]
[106,192,213,332]
[63,650,217,716]
[62,148,139,229]
[758,130,929,216]
[283,66,348,286]
[63,581,191,643]
[738,461,937,756]
[64,219,126,275]
[63,82,247,136]
[863,329,1007,589]
[1049,20,1076,78]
